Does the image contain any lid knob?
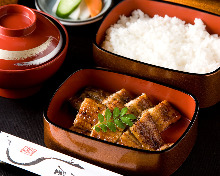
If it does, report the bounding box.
[0,4,36,37]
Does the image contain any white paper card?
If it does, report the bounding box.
[0,131,122,176]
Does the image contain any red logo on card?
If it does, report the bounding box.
[20,146,37,156]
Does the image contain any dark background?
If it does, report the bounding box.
[0,0,219,175]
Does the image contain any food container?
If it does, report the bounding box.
[0,4,68,98]
[44,68,199,176]
[0,0,18,6]
[163,0,220,15]
[35,0,113,26]
[0,4,62,70]
[93,0,220,108]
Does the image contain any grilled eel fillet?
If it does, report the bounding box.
[118,100,181,150]
[70,98,106,135]
[90,92,153,143]
[148,100,181,132]
[129,111,164,150]
[125,93,154,117]
[70,88,181,151]
[69,87,111,110]
[70,89,132,138]
[117,129,143,149]
[90,89,134,142]
[102,88,133,111]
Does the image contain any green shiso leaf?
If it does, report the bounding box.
[95,126,100,132]
[105,108,112,121]
[120,107,128,116]
[113,107,120,119]
[123,114,137,120]
[98,113,104,122]
[120,116,133,127]
[114,119,126,129]
[100,124,108,132]
[96,107,136,132]
[107,122,116,132]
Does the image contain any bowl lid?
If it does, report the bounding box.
[0,4,63,70]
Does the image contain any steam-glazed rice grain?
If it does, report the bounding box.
[101,10,220,73]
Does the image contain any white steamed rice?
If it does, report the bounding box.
[101,10,220,73]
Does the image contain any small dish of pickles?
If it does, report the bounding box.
[35,0,113,26]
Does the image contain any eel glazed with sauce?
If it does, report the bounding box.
[68,87,181,151]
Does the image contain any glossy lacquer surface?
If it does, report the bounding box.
[93,0,220,108]
[0,6,68,98]
[0,4,62,70]
[0,1,219,176]
[44,69,199,176]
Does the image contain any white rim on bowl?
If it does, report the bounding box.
[35,0,113,26]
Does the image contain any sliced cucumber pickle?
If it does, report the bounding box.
[56,0,82,18]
